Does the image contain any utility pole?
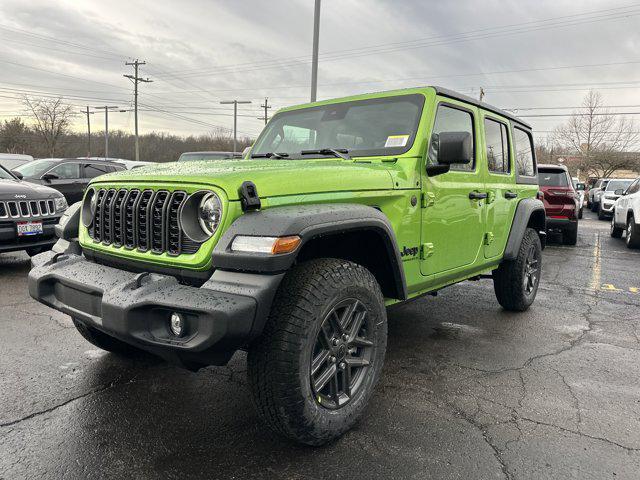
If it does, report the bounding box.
[79,106,95,157]
[220,100,252,154]
[479,87,485,102]
[124,59,152,162]
[257,97,271,125]
[310,0,321,102]
[93,106,127,159]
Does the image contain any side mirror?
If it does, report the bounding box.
[11,170,23,180]
[426,131,472,177]
[576,183,585,191]
[41,173,58,182]
[437,131,472,165]
[614,189,624,195]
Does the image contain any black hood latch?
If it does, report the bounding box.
[239,181,261,211]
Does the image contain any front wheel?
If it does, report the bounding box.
[247,259,387,446]
[578,207,583,219]
[627,216,640,249]
[611,215,623,238]
[493,228,542,311]
[597,205,607,220]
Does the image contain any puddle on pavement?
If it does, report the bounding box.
[431,322,484,340]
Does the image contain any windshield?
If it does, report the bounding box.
[178,153,233,161]
[252,94,425,158]
[606,180,633,192]
[0,165,15,180]
[15,159,57,178]
[538,170,569,187]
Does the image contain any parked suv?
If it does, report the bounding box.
[0,164,67,256]
[14,158,125,203]
[28,87,545,445]
[589,178,609,212]
[538,164,578,245]
[611,177,640,248]
[597,178,635,220]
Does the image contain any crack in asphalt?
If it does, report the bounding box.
[519,417,640,452]
[0,374,137,429]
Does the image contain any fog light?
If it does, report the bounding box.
[169,312,185,337]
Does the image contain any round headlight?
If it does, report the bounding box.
[81,188,96,228]
[198,192,222,237]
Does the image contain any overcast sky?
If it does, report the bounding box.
[0,0,639,141]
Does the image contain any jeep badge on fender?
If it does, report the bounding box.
[28,86,544,446]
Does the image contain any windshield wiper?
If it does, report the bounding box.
[251,152,289,159]
[300,148,351,160]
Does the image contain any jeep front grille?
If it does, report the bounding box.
[0,199,55,219]
[88,188,198,256]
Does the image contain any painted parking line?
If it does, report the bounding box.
[600,284,640,294]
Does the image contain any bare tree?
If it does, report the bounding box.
[23,96,75,158]
[554,90,640,177]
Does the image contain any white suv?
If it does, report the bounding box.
[611,177,640,248]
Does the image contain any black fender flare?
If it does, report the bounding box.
[212,203,408,299]
[503,198,546,260]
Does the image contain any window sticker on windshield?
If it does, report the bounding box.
[385,135,409,148]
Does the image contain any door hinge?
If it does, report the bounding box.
[486,191,496,204]
[484,232,495,245]
[420,242,435,259]
[421,192,435,208]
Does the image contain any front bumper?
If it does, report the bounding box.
[0,217,59,253]
[546,217,577,232]
[28,249,283,368]
[601,200,616,213]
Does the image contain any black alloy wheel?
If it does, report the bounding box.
[311,298,373,410]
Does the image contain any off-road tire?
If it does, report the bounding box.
[562,223,578,245]
[493,228,542,312]
[247,258,387,446]
[627,216,640,249]
[610,215,623,238]
[72,318,144,356]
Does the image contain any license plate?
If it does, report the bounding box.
[17,221,43,236]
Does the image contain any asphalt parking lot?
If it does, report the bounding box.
[1,210,639,480]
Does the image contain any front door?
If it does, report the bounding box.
[421,101,486,277]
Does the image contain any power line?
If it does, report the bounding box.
[153,5,640,79]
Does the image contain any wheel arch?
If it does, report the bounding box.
[503,198,547,261]
[211,203,408,300]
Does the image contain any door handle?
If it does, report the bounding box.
[469,191,488,200]
[505,191,518,199]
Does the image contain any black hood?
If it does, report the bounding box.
[0,178,62,201]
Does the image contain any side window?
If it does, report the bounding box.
[429,104,475,171]
[49,163,80,179]
[84,163,111,178]
[627,179,640,195]
[484,118,510,174]
[513,127,535,177]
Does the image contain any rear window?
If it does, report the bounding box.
[538,170,569,187]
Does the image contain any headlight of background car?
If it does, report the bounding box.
[198,192,223,236]
[54,196,68,213]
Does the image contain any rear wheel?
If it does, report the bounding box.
[493,228,542,312]
[610,215,623,238]
[627,216,640,249]
[72,318,144,357]
[248,259,387,446]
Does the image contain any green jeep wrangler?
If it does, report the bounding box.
[29,86,545,445]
